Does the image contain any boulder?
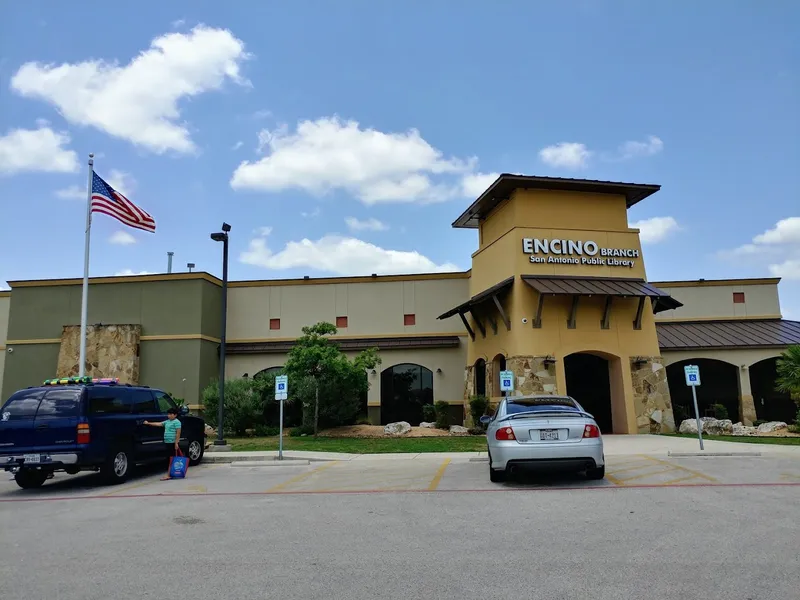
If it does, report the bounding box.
[384,421,412,436]
[449,425,469,436]
[419,422,436,429]
[757,421,788,434]
[704,419,733,435]
[204,425,216,438]
[679,419,699,434]
[732,423,757,436]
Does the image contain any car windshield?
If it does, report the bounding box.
[505,397,581,415]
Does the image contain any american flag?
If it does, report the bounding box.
[90,172,156,233]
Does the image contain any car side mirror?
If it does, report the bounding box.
[180,406,189,416]
[479,415,492,425]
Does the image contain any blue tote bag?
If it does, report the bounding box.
[169,448,189,479]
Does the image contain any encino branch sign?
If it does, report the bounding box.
[522,238,639,269]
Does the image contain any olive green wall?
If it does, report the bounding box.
[2,343,61,399]
[139,339,218,405]
[201,280,223,339]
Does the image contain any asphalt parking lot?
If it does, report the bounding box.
[2,454,799,599]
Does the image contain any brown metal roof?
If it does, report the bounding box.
[227,335,461,355]
[452,174,661,228]
[521,275,682,313]
[437,276,515,319]
[657,319,800,350]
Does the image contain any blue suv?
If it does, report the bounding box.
[0,377,206,489]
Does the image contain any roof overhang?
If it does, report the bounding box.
[437,276,515,320]
[452,174,661,229]
[657,319,800,351]
[227,335,462,355]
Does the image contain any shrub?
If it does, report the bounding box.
[422,404,436,423]
[201,378,263,436]
[356,415,371,425]
[290,425,315,437]
[468,427,486,436]
[712,404,729,420]
[434,401,450,429]
[254,425,280,437]
[673,405,688,425]
[469,395,489,428]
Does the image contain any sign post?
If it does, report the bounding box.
[275,375,288,460]
[499,370,514,399]
[683,365,703,450]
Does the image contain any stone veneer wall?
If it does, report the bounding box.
[56,324,141,383]
[631,356,675,434]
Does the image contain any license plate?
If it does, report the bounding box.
[539,429,559,441]
[23,454,41,464]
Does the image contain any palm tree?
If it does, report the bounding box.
[775,345,800,402]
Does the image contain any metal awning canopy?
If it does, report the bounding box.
[437,276,514,340]
[521,275,683,330]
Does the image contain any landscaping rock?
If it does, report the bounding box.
[204,425,216,438]
[384,421,412,436]
[449,425,469,436]
[757,421,788,434]
[679,419,699,434]
[419,422,436,429]
[704,419,733,435]
[732,423,757,436]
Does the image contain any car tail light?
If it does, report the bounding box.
[495,426,516,441]
[77,423,90,444]
[583,424,600,438]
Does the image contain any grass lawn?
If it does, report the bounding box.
[228,435,487,453]
[663,433,800,446]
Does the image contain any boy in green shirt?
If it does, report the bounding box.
[144,407,182,480]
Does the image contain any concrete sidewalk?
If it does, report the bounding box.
[203,434,800,464]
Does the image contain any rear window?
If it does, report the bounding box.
[1,390,45,422]
[36,389,83,419]
[506,397,580,415]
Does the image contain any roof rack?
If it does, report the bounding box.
[43,376,120,386]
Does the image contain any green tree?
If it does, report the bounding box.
[201,377,262,435]
[283,322,380,436]
[776,345,800,402]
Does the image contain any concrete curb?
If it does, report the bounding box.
[668,451,762,457]
[204,454,330,464]
[229,460,311,467]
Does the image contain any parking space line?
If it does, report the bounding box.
[604,472,624,486]
[265,461,339,492]
[659,474,704,486]
[100,478,159,497]
[427,458,451,491]
[615,467,678,483]
[606,462,660,477]
[638,454,717,482]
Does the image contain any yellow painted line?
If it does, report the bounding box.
[659,474,705,486]
[427,458,451,491]
[185,485,207,493]
[265,461,339,493]
[779,473,800,481]
[100,478,159,496]
[604,472,625,486]
[639,454,717,482]
[615,467,678,483]
[606,462,660,476]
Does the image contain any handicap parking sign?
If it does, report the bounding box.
[275,375,289,400]
[683,365,701,387]
[499,370,514,392]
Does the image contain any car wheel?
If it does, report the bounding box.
[101,446,131,484]
[489,464,506,483]
[586,465,605,480]
[15,470,48,489]
[187,438,204,466]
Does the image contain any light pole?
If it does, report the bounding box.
[210,222,231,446]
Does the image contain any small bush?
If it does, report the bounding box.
[673,405,688,424]
[468,427,486,436]
[712,404,729,420]
[434,401,450,429]
[422,404,436,423]
[290,425,315,437]
[356,415,372,426]
[254,425,280,437]
[754,419,767,427]
[469,395,489,428]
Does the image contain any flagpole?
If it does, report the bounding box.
[79,153,94,378]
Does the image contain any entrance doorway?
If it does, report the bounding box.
[564,353,614,433]
[380,363,434,425]
[750,358,796,424]
[666,359,738,424]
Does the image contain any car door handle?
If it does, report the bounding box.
[35,424,49,429]
[136,419,145,425]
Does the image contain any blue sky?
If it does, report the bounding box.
[0,1,798,316]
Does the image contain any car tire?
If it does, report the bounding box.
[101,446,132,484]
[489,466,506,483]
[187,438,204,466]
[586,465,605,480]
[15,470,48,489]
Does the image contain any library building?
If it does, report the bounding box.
[2,175,799,433]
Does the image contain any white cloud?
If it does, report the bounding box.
[345,216,388,232]
[255,226,273,236]
[301,207,321,218]
[617,136,664,160]
[115,269,152,276]
[55,185,85,200]
[240,234,459,275]
[109,231,136,245]
[232,141,244,151]
[538,142,591,169]
[722,216,800,280]
[461,172,500,197]
[230,116,482,204]
[0,126,79,175]
[630,216,680,244]
[11,25,250,154]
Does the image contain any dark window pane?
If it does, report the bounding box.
[1,390,45,421]
[131,390,156,414]
[88,387,131,415]
[506,397,579,415]
[153,391,176,413]
[37,389,83,418]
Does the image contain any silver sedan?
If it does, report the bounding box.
[480,395,605,483]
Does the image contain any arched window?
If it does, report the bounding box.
[254,366,284,379]
[474,359,487,397]
[491,354,506,397]
[380,363,434,425]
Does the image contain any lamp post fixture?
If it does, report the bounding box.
[210,222,231,446]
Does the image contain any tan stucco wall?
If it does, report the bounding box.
[226,277,470,341]
[654,283,782,321]
[0,294,9,394]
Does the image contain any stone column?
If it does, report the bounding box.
[505,356,558,395]
[738,366,757,426]
[463,364,475,427]
[629,356,676,434]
